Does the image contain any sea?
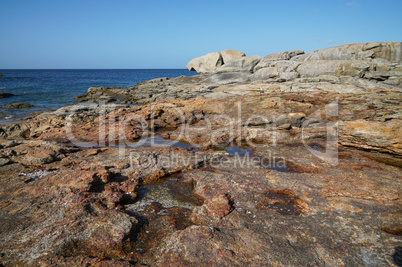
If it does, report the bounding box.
[0,69,196,125]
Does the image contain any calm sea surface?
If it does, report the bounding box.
[0,69,196,124]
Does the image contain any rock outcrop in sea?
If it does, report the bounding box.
[0,93,14,98]
[0,42,401,266]
[3,102,34,109]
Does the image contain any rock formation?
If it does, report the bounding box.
[215,55,261,73]
[220,49,245,63]
[295,42,402,62]
[0,93,14,98]
[76,42,402,104]
[0,42,401,266]
[186,49,245,73]
[3,102,34,109]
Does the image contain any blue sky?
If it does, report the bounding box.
[1,0,401,69]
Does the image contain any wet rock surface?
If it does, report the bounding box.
[0,42,401,266]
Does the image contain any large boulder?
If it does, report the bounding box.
[220,49,246,63]
[186,52,223,74]
[214,55,261,73]
[186,50,245,74]
[292,42,402,63]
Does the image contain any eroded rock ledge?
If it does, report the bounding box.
[0,42,401,266]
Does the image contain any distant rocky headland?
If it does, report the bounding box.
[0,42,401,266]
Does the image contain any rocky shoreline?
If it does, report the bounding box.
[0,42,401,266]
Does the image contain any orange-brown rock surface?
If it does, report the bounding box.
[0,42,401,266]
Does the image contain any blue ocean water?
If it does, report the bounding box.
[0,69,196,124]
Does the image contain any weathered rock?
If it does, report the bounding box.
[296,60,370,78]
[186,52,224,73]
[3,102,34,109]
[339,119,402,156]
[152,147,401,266]
[261,49,305,61]
[2,82,402,158]
[45,103,132,121]
[251,60,300,82]
[0,93,14,98]
[1,122,400,266]
[248,42,402,85]
[1,140,79,167]
[287,112,306,127]
[136,77,170,86]
[0,103,136,140]
[220,49,246,63]
[186,50,246,74]
[203,72,251,85]
[73,74,209,105]
[293,41,402,63]
[254,56,301,72]
[62,209,138,257]
[0,121,32,138]
[74,86,128,103]
[0,158,10,166]
[215,55,261,73]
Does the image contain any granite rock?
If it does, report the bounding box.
[215,55,261,73]
[220,49,246,63]
[292,41,402,63]
[186,52,224,73]
[186,50,245,74]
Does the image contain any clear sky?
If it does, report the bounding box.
[1,0,401,69]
